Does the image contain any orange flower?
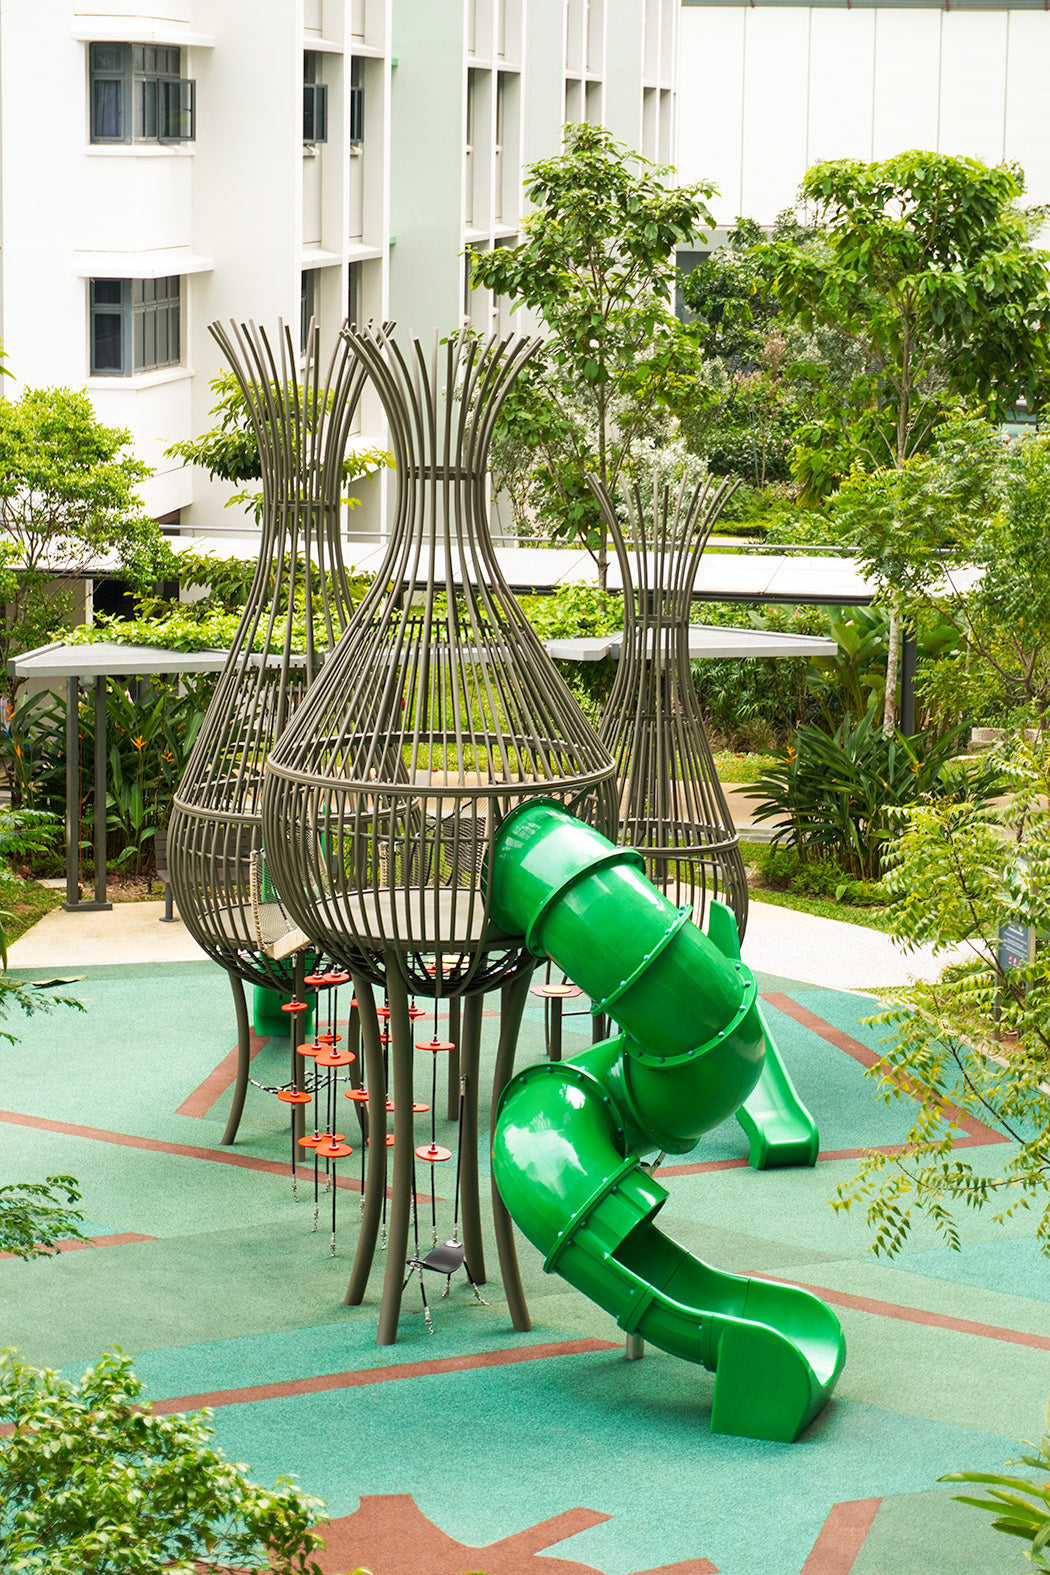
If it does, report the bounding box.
[131,735,147,751]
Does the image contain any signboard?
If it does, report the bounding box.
[998,920,1036,974]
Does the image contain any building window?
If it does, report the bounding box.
[347,262,361,330]
[349,57,364,145]
[89,44,195,143]
[303,52,328,144]
[90,277,181,376]
[301,270,318,352]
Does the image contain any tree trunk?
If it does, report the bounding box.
[883,599,901,736]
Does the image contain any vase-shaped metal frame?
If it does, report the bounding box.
[261,327,618,1000]
[589,471,749,937]
[169,319,371,994]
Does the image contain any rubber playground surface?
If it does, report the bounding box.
[1,951,1045,1575]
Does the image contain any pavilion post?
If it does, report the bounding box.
[63,677,79,910]
[92,677,110,908]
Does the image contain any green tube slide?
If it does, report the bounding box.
[703,903,820,1171]
[488,801,845,1443]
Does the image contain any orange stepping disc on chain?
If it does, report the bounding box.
[415,1143,452,1163]
[297,1042,321,1057]
[314,1047,356,1067]
[376,1005,391,1020]
[276,1090,312,1105]
[281,999,309,1014]
[385,1134,396,1147]
[325,971,351,987]
[416,1039,455,1054]
[316,1031,343,1044]
[314,1138,353,1160]
[303,972,329,989]
[531,983,583,999]
[385,1101,431,1114]
[344,1088,369,1103]
[408,1005,427,1020]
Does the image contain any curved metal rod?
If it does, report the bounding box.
[220,966,252,1146]
[344,974,388,1307]
[490,964,536,1332]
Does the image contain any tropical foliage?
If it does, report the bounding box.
[471,123,716,581]
[0,388,174,695]
[741,711,992,880]
[0,1348,327,1574]
[942,1404,1050,1570]
[834,737,1050,1255]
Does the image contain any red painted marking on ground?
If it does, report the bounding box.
[0,1231,156,1260]
[656,1158,751,1176]
[801,1499,881,1575]
[0,1109,364,1193]
[148,1337,619,1414]
[655,1137,993,1178]
[762,1276,1050,1352]
[761,993,1009,1146]
[176,1026,268,1118]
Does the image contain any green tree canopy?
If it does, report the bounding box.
[471,122,716,581]
[771,151,1050,494]
[0,1348,327,1572]
[0,388,174,691]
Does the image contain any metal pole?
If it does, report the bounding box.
[900,629,917,735]
[92,677,111,908]
[63,678,79,910]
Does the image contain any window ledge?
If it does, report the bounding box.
[72,21,214,47]
[85,144,195,158]
[87,366,194,391]
[72,248,213,278]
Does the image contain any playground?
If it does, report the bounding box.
[2,895,1044,1575]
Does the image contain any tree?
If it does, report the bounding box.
[678,212,866,499]
[470,123,717,585]
[834,735,1050,1257]
[832,418,1050,731]
[166,371,391,522]
[0,1348,327,1573]
[0,388,174,695]
[769,152,1050,729]
[772,153,1050,485]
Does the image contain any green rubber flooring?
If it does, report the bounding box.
[1,959,1042,1575]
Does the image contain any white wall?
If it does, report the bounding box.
[678,6,1050,226]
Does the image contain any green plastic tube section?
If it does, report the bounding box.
[487,799,766,1150]
[487,800,845,1441]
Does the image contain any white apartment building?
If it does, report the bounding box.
[0,1,677,548]
[676,0,1050,238]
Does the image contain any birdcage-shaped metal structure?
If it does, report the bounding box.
[169,320,371,1066]
[590,471,749,938]
[261,328,618,999]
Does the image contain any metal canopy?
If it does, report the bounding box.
[177,535,882,606]
[10,641,228,914]
[544,626,837,663]
[10,640,228,680]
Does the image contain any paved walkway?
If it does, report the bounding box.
[8,891,965,994]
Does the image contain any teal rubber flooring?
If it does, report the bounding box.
[0,959,1042,1575]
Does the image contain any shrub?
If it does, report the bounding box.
[0,1348,327,1574]
[941,1404,1050,1568]
[741,711,994,880]
[752,843,885,907]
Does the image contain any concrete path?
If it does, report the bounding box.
[7,891,964,993]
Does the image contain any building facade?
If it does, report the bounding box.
[676,0,1050,236]
[0,1,676,548]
